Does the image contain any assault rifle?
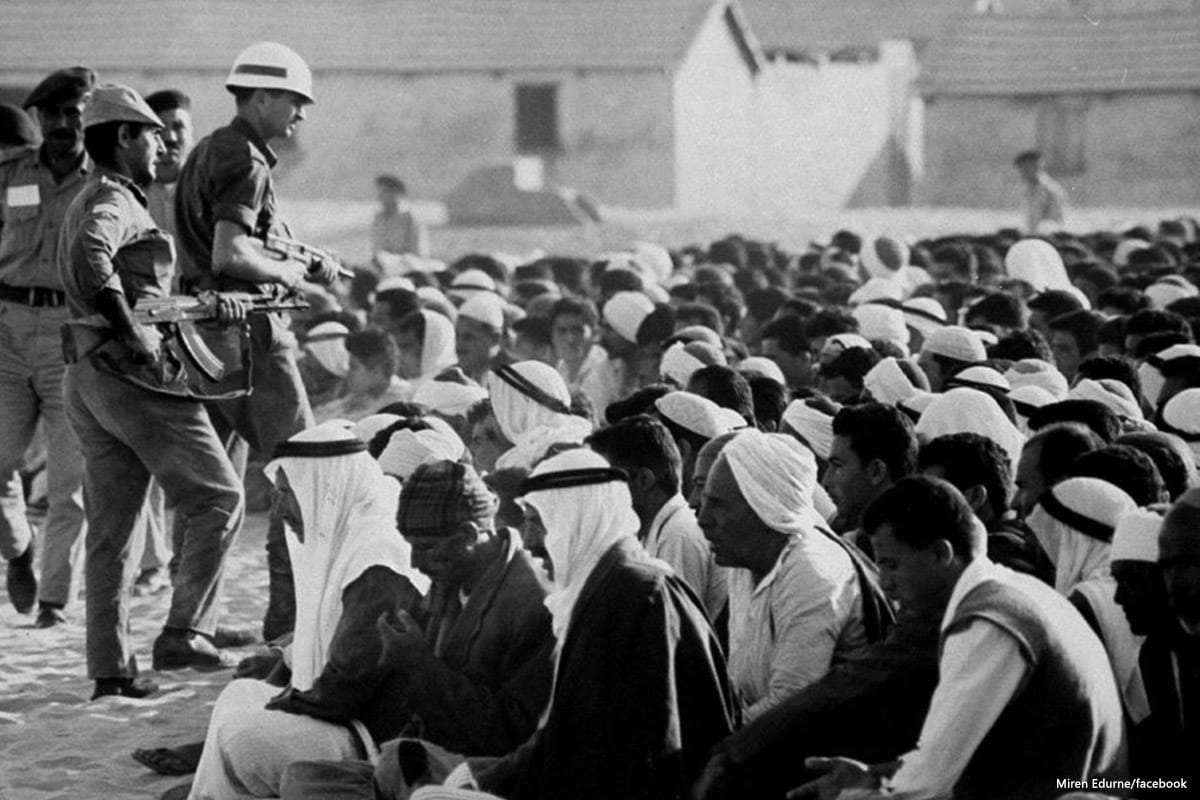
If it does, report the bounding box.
[260,232,354,281]
[62,290,311,397]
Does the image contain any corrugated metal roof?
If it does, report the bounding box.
[740,0,974,54]
[0,0,737,73]
[920,12,1200,95]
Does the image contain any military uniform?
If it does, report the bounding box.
[175,116,313,638]
[0,142,89,610]
[59,165,244,681]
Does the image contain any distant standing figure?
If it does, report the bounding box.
[1014,149,1066,234]
[371,173,428,262]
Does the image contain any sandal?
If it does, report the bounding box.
[131,742,203,776]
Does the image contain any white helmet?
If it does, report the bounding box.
[225,42,314,104]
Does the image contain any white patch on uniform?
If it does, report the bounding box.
[6,184,39,207]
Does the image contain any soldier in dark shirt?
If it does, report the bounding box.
[173,41,339,646]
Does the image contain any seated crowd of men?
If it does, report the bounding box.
[110,217,1200,800]
[4,56,1197,800]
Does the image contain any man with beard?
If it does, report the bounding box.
[0,67,94,626]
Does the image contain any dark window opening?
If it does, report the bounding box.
[515,84,560,154]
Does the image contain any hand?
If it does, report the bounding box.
[125,323,162,363]
[215,294,248,325]
[376,609,427,669]
[234,648,282,680]
[787,757,878,800]
[691,753,731,800]
[307,256,341,286]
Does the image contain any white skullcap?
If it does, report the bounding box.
[1139,343,1200,406]
[861,236,910,280]
[849,277,903,306]
[922,325,987,364]
[458,293,506,330]
[1004,359,1069,398]
[1005,238,1071,292]
[1145,277,1199,310]
[1008,385,1057,419]
[655,391,746,440]
[1161,389,1200,457]
[632,241,673,285]
[378,426,466,481]
[737,356,786,385]
[603,291,655,344]
[1112,239,1150,268]
[1068,378,1143,422]
[820,333,874,362]
[661,342,706,387]
[303,321,351,378]
[723,430,821,535]
[853,303,910,351]
[450,269,498,295]
[376,276,416,293]
[902,297,948,339]
[863,357,916,405]
[412,380,489,417]
[352,413,402,444]
[948,365,1011,392]
[781,399,835,461]
[1111,507,1164,564]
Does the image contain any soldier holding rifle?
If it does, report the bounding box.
[58,85,250,699]
[174,42,341,646]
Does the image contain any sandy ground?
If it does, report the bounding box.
[0,513,271,800]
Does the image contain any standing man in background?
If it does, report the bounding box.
[174,42,339,647]
[133,88,197,597]
[0,67,94,627]
[144,89,192,241]
[371,173,428,265]
[1014,149,1066,235]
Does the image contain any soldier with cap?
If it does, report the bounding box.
[58,84,247,698]
[174,42,340,643]
[0,66,94,626]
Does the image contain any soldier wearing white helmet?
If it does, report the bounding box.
[174,42,339,647]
